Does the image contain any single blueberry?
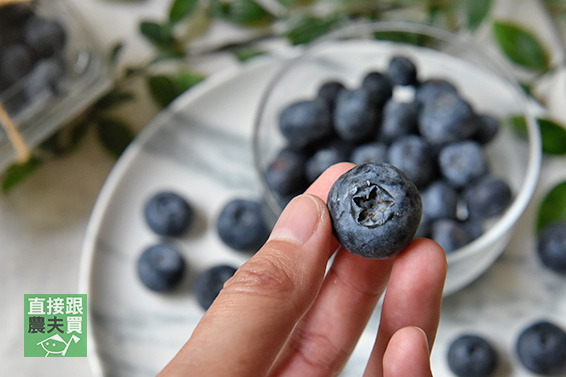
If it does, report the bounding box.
[317,80,345,111]
[0,43,34,86]
[350,141,388,165]
[472,114,500,145]
[305,140,351,183]
[334,87,380,143]
[193,265,237,310]
[216,198,270,252]
[387,135,437,188]
[137,243,186,292]
[537,222,566,274]
[516,320,566,375]
[24,15,67,59]
[438,141,488,188]
[361,71,393,107]
[327,162,423,259]
[447,334,498,377]
[265,146,308,196]
[415,78,458,106]
[144,191,194,237]
[464,175,512,219]
[421,180,459,221]
[379,100,419,144]
[431,218,474,254]
[418,91,478,145]
[387,55,418,86]
[279,99,333,148]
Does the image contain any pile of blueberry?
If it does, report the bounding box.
[447,320,566,376]
[0,1,68,114]
[266,54,512,254]
[137,190,270,310]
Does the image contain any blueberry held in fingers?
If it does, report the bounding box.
[327,162,422,259]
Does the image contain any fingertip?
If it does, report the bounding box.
[383,326,432,377]
[306,162,356,203]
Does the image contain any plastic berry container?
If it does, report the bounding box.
[0,0,112,171]
[253,21,542,295]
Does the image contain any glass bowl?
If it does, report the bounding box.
[253,21,541,295]
[0,0,112,171]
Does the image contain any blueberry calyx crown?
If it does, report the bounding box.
[352,182,395,227]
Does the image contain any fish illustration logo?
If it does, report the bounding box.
[37,334,80,357]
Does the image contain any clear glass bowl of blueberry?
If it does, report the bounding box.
[0,0,112,170]
[253,21,542,295]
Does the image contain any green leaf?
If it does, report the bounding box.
[68,119,91,152]
[233,47,266,62]
[169,0,199,25]
[1,156,43,193]
[537,181,566,233]
[509,115,528,139]
[146,75,180,108]
[466,0,492,30]
[286,16,341,45]
[109,41,124,64]
[95,118,135,158]
[492,21,550,71]
[173,71,205,92]
[94,89,135,111]
[538,118,566,155]
[139,21,177,50]
[223,0,274,26]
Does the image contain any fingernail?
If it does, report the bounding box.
[415,326,430,353]
[269,194,322,244]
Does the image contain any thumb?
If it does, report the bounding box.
[160,194,337,377]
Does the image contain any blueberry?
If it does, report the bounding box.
[387,55,418,86]
[137,243,186,292]
[361,71,393,107]
[327,162,422,259]
[472,114,500,145]
[379,100,419,144]
[216,198,270,251]
[464,175,512,219]
[265,146,308,196]
[0,43,34,87]
[305,140,351,183]
[144,191,194,237]
[418,91,477,145]
[431,219,474,254]
[317,80,345,111]
[421,180,458,221]
[333,87,380,142]
[278,99,333,148]
[194,265,237,310]
[24,57,65,98]
[447,334,498,377]
[537,222,566,274]
[516,320,566,375]
[387,135,437,188]
[415,78,458,106]
[24,16,67,59]
[350,141,388,165]
[438,141,487,188]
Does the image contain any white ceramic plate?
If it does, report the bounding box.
[80,53,566,377]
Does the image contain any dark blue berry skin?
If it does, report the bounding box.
[472,114,500,145]
[327,162,422,259]
[379,100,419,144]
[447,334,498,377]
[464,175,512,219]
[0,4,34,28]
[333,87,380,142]
[387,55,418,86]
[24,16,67,59]
[265,146,307,196]
[305,141,351,183]
[317,80,345,111]
[438,141,487,188]
[516,320,566,375]
[144,191,194,237]
[217,199,270,252]
[414,78,458,106]
[431,219,473,254]
[279,99,333,148]
[537,222,566,274]
[350,141,388,165]
[387,135,437,188]
[24,57,65,98]
[361,71,393,107]
[0,43,34,87]
[137,244,186,292]
[194,265,237,310]
[421,180,458,221]
[418,91,477,145]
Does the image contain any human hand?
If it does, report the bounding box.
[159,163,447,377]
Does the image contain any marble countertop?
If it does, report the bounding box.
[3,0,566,376]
